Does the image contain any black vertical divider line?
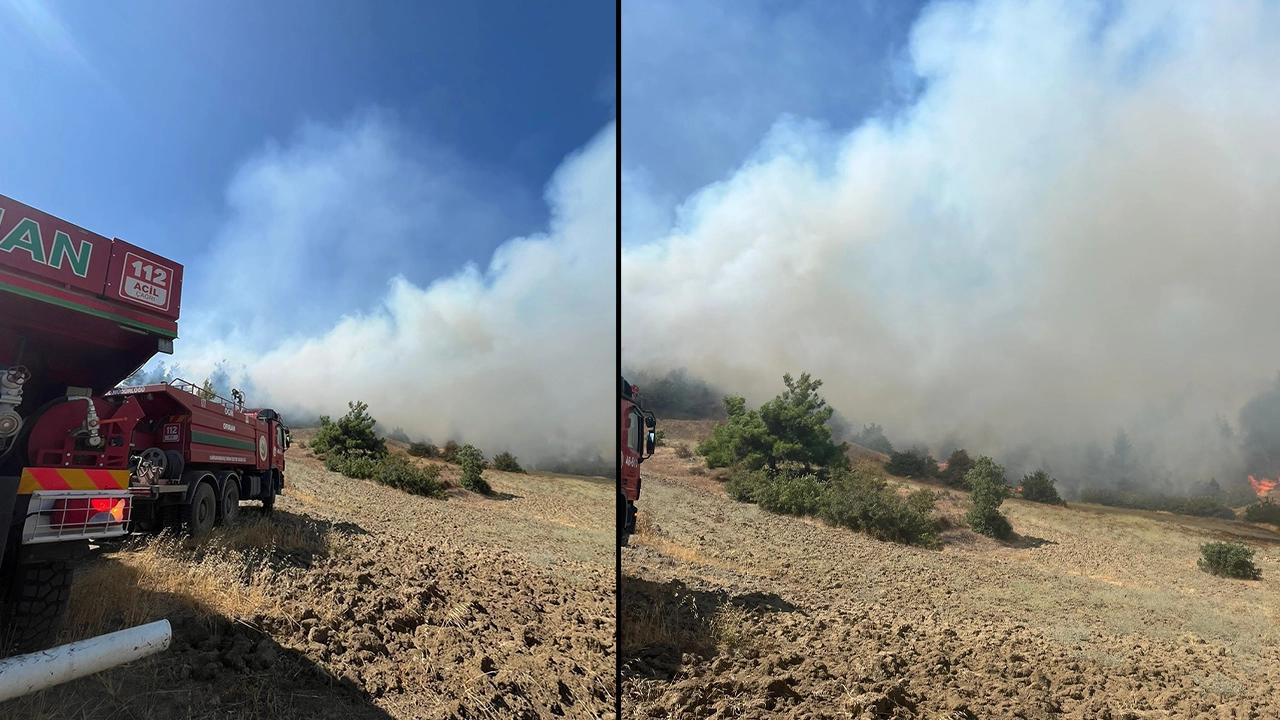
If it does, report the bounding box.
[613,0,624,716]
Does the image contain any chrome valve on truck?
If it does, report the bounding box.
[0,366,30,439]
[68,395,103,448]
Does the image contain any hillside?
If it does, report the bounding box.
[3,431,614,720]
[623,423,1280,718]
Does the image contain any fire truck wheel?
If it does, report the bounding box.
[219,479,240,524]
[183,481,217,536]
[0,561,72,654]
[260,471,277,513]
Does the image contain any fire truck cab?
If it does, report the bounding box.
[619,375,655,546]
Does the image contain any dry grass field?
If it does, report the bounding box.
[623,421,1280,719]
[3,430,615,720]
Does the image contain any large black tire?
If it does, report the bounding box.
[183,481,217,537]
[260,471,276,513]
[618,493,630,547]
[218,476,240,525]
[0,561,72,654]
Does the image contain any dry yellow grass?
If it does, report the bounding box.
[708,603,753,651]
[63,515,330,642]
[630,513,701,564]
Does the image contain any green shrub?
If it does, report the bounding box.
[408,441,438,458]
[654,429,667,446]
[967,507,1013,539]
[941,449,975,487]
[965,457,1013,539]
[819,469,939,547]
[375,455,445,497]
[674,443,693,459]
[457,444,491,494]
[441,440,461,463]
[1198,542,1261,579]
[491,451,525,473]
[697,374,849,473]
[906,488,937,516]
[965,457,1008,498]
[755,472,825,516]
[325,452,378,480]
[1244,502,1280,526]
[312,401,386,459]
[885,449,937,479]
[698,397,773,469]
[1020,470,1065,505]
[725,466,768,503]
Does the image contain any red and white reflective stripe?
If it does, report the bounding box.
[18,468,130,493]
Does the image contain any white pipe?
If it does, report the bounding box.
[0,619,171,702]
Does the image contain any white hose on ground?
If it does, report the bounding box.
[0,619,172,702]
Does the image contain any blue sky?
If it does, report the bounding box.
[0,0,614,338]
[621,0,929,243]
[0,0,616,461]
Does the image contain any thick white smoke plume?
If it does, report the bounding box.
[623,0,1280,487]
[174,122,615,469]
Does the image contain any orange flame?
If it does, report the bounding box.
[1248,475,1278,499]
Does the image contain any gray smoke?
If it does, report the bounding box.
[623,0,1280,491]
[171,121,616,469]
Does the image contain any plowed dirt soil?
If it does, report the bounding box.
[622,421,1280,719]
[4,432,614,720]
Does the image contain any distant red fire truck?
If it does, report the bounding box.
[619,376,655,546]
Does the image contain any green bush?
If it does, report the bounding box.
[967,507,1013,539]
[965,457,1013,540]
[755,472,825,516]
[885,449,938,479]
[1198,541,1261,579]
[906,488,937,516]
[698,373,849,473]
[941,449,975,487]
[1244,502,1280,526]
[1020,470,1065,505]
[312,401,386,459]
[491,451,525,473]
[457,444,491,494]
[441,440,461,463]
[375,455,445,497]
[725,467,768,503]
[325,452,378,480]
[408,441,438,458]
[819,469,939,547]
[654,429,667,446]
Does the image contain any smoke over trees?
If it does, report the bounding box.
[624,1,1280,497]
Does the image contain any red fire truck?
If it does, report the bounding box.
[619,376,655,546]
[0,192,287,651]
